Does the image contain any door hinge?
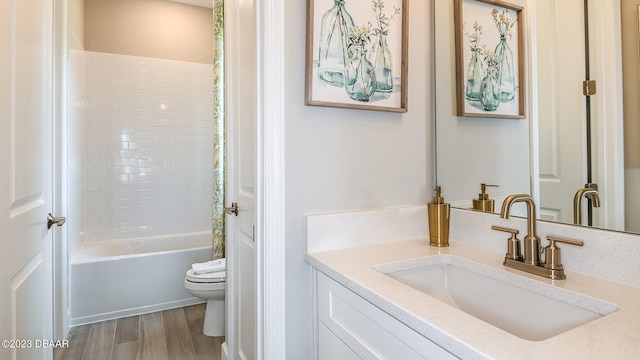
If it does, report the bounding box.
[583,80,596,96]
[585,183,598,191]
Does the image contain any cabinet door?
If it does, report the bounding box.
[319,323,361,360]
[317,272,459,360]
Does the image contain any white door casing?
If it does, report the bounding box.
[588,0,625,231]
[256,0,286,358]
[53,0,70,340]
[0,0,55,359]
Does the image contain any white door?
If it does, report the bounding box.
[535,0,624,229]
[0,0,55,359]
[536,0,588,224]
[226,0,258,358]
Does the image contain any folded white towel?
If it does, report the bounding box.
[192,258,226,274]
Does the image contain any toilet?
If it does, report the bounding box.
[184,266,226,337]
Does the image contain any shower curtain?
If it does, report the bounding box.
[212,0,225,259]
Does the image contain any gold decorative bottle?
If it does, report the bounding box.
[472,183,499,212]
[428,186,450,247]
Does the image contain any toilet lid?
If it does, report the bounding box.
[186,269,226,283]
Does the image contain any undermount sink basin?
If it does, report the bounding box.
[375,255,618,341]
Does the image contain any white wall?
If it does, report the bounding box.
[284,1,433,358]
[84,0,213,64]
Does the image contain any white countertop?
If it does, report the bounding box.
[305,238,640,359]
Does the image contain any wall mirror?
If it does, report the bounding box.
[434,0,638,235]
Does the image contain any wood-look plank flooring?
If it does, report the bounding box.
[54,303,224,360]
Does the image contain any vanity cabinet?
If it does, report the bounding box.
[316,271,458,360]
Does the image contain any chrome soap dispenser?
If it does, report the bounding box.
[473,183,498,212]
[428,186,450,247]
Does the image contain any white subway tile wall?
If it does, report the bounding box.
[83,52,214,241]
[68,49,86,259]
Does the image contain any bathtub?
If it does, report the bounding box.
[70,231,213,326]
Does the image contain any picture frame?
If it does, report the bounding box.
[637,5,640,80]
[305,0,408,112]
[454,0,525,118]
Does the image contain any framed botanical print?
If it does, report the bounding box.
[454,0,525,118]
[305,0,408,112]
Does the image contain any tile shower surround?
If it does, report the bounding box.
[82,52,214,242]
[68,49,85,258]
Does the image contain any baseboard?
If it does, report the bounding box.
[70,298,204,326]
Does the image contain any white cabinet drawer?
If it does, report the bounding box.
[317,272,458,360]
[319,322,362,360]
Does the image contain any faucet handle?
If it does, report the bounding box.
[543,235,584,271]
[491,225,519,234]
[491,225,522,261]
[547,235,584,247]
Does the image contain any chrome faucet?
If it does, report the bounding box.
[574,187,600,225]
[493,194,584,280]
[500,194,540,265]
